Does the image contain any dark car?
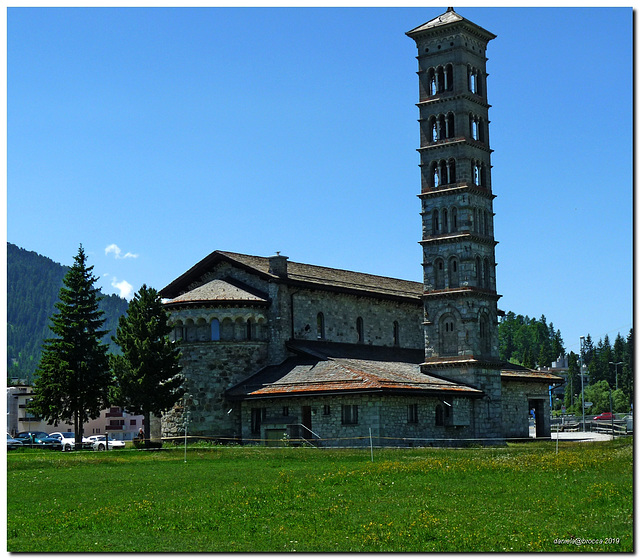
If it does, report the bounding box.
[7,433,23,450]
[593,412,614,421]
[15,431,60,449]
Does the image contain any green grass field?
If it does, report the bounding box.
[7,438,633,552]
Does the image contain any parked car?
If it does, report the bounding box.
[39,435,63,451]
[7,433,23,450]
[15,431,52,448]
[48,432,92,451]
[87,435,126,451]
[593,412,614,421]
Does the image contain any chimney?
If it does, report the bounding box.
[268,252,288,277]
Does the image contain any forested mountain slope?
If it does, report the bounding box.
[7,243,130,383]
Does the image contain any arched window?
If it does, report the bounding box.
[441,315,457,355]
[432,162,440,188]
[479,313,491,355]
[436,66,445,93]
[447,159,456,184]
[446,113,455,138]
[220,318,234,341]
[442,209,449,233]
[451,207,458,231]
[256,318,267,341]
[476,256,482,287]
[434,258,445,290]
[432,209,440,235]
[435,404,444,426]
[438,115,446,141]
[234,318,245,341]
[317,312,325,340]
[196,318,208,341]
[468,66,482,95]
[483,258,490,289]
[428,68,437,96]
[484,210,490,235]
[449,257,459,288]
[445,64,453,91]
[393,321,400,347]
[472,161,483,186]
[246,319,253,341]
[470,114,479,140]
[185,319,196,342]
[211,318,220,341]
[172,322,184,342]
[356,317,364,343]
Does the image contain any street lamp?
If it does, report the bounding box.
[609,361,622,391]
[580,336,586,431]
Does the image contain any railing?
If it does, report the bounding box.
[551,419,632,437]
[286,424,322,448]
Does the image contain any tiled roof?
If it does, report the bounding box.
[406,7,496,41]
[227,342,483,399]
[407,7,464,34]
[500,362,564,383]
[164,278,268,306]
[160,250,422,302]
[219,251,422,300]
[424,355,563,384]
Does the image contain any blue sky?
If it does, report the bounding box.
[7,6,632,355]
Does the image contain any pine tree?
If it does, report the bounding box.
[30,245,111,448]
[111,285,184,446]
[551,329,565,362]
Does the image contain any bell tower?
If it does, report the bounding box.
[407,8,503,440]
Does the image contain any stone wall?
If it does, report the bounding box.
[425,365,503,441]
[161,340,269,439]
[502,380,550,439]
[240,393,476,447]
[291,289,423,349]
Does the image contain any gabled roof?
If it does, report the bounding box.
[227,341,483,400]
[164,278,268,307]
[406,7,496,42]
[160,250,422,303]
[408,7,464,32]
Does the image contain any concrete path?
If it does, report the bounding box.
[551,431,613,442]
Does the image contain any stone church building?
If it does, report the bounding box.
[158,8,561,446]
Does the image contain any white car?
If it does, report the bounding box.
[48,432,92,451]
[87,435,126,451]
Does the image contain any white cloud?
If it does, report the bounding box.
[111,277,135,300]
[105,243,138,259]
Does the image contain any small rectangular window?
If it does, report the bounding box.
[341,405,358,425]
[251,408,265,434]
[130,419,137,426]
[282,406,289,417]
[408,404,418,424]
[323,405,331,416]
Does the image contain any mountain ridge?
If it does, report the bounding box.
[7,242,130,383]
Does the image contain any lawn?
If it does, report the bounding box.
[7,438,633,552]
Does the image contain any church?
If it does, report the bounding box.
[158,8,562,446]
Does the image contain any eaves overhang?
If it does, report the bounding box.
[422,287,502,301]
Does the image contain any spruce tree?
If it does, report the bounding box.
[111,285,184,445]
[30,245,111,448]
